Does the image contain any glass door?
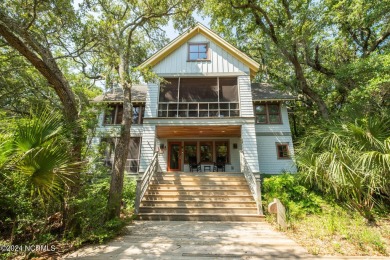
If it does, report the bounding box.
[168,142,181,171]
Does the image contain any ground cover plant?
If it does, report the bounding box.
[262,174,390,256]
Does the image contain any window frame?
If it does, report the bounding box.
[254,103,282,124]
[187,42,210,61]
[132,105,145,125]
[103,104,122,125]
[103,103,145,125]
[276,143,290,159]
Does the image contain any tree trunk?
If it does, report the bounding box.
[289,55,330,119]
[0,11,83,233]
[106,56,133,220]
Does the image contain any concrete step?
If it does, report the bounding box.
[136,213,264,222]
[142,195,255,202]
[140,200,257,207]
[148,184,250,190]
[139,206,258,214]
[145,190,252,196]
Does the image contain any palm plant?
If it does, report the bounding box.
[297,116,390,222]
[2,109,81,200]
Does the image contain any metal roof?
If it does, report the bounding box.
[91,85,147,103]
[251,83,296,101]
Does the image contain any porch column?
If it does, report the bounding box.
[241,123,260,173]
[139,125,156,173]
[145,82,159,118]
[238,75,254,117]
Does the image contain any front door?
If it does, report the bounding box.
[168,142,181,171]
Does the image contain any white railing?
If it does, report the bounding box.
[240,151,263,215]
[134,153,159,214]
[158,102,240,118]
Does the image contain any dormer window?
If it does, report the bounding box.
[188,43,209,61]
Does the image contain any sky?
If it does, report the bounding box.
[160,13,211,41]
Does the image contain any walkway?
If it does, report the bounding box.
[65,221,312,259]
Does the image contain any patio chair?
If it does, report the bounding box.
[188,156,201,172]
[213,156,226,172]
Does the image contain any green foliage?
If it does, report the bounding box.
[67,167,136,244]
[205,0,390,131]
[297,116,390,222]
[72,172,111,238]
[1,109,80,199]
[262,174,323,220]
[293,204,389,255]
[122,177,137,210]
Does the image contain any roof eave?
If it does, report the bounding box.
[252,98,297,102]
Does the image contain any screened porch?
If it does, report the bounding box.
[158,77,239,118]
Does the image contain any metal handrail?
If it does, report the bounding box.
[240,150,263,215]
[134,152,159,214]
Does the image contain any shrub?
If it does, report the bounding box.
[296,116,390,223]
[262,174,323,220]
[122,177,137,210]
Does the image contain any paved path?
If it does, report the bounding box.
[64,221,388,260]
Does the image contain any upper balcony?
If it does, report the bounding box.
[158,77,239,118]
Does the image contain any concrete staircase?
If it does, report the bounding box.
[137,172,264,222]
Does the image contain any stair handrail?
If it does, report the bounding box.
[239,150,263,215]
[134,152,159,214]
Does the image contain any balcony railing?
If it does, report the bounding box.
[158,102,240,118]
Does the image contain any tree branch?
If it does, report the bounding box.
[368,29,390,55]
[305,45,335,77]
[0,10,78,122]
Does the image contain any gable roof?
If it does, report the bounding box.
[251,83,296,101]
[139,23,260,77]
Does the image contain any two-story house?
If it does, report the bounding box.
[93,23,296,176]
[92,24,297,220]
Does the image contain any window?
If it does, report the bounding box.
[127,137,141,172]
[200,141,213,163]
[132,105,144,124]
[188,43,209,61]
[104,104,123,125]
[184,142,197,163]
[254,103,282,124]
[100,137,142,172]
[276,143,290,159]
[104,104,144,125]
[215,141,229,163]
[100,137,115,167]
